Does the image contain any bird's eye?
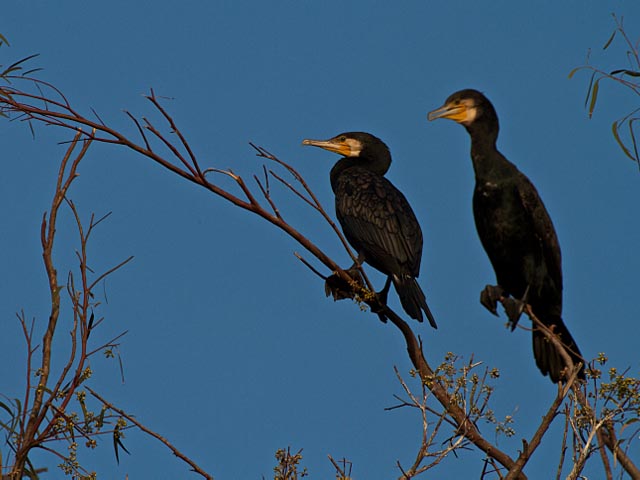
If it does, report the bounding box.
[338,136,347,142]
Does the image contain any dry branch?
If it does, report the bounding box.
[3,73,639,480]
[87,388,213,480]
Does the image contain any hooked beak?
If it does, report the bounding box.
[428,102,469,123]
[302,138,351,157]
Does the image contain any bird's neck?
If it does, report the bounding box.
[330,155,390,192]
[466,123,517,180]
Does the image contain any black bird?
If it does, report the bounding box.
[428,89,584,382]
[302,132,437,328]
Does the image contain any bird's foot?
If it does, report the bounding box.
[370,277,392,323]
[376,277,391,305]
[504,285,530,331]
[480,284,505,316]
[324,266,365,301]
[502,297,526,330]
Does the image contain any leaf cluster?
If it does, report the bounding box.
[569,14,640,167]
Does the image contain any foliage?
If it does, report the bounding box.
[272,448,308,480]
[0,133,133,479]
[569,14,640,169]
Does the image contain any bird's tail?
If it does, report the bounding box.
[393,275,437,328]
[532,316,584,383]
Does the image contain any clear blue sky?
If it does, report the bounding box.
[2,2,639,479]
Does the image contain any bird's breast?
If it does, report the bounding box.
[478,181,499,198]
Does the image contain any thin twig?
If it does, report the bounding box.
[555,404,570,480]
[87,388,213,480]
[504,365,580,480]
[254,168,283,220]
[595,426,613,480]
[293,252,328,280]
[146,89,202,178]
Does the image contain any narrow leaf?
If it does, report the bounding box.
[6,53,39,73]
[0,400,14,417]
[588,78,600,118]
[584,71,596,108]
[113,432,131,464]
[567,66,583,79]
[96,405,107,428]
[611,121,635,161]
[79,394,89,420]
[610,69,640,77]
[602,28,617,50]
[88,311,95,331]
[113,432,120,463]
[22,67,43,76]
[629,118,640,163]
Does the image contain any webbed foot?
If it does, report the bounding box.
[371,277,392,323]
[503,285,530,331]
[324,266,364,301]
[502,297,526,330]
[480,284,505,316]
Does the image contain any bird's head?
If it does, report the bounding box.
[302,132,386,158]
[302,132,391,173]
[428,89,492,127]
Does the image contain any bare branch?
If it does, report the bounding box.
[1,77,530,479]
[87,388,213,480]
[13,132,90,476]
[504,366,580,480]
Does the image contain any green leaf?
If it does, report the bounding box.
[0,400,15,417]
[88,311,95,331]
[602,28,617,50]
[79,394,89,420]
[583,71,596,109]
[629,118,639,163]
[113,431,131,464]
[610,69,640,77]
[22,67,43,77]
[611,121,636,161]
[96,405,107,429]
[1,53,40,77]
[588,77,600,118]
[567,66,583,79]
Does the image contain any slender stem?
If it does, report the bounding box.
[87,388,213,480]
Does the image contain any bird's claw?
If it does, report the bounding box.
[370,278,392,323]
[480,284,504,316]
[324,267,365,301]
[503,297,526,331]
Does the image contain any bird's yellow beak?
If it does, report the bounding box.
[428,102,469,123]
[302,138,351,157]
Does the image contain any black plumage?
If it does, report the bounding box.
[302,132,437,328]
[429,89,584,382]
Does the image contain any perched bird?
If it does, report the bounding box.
[302,132,437,328]
[428,89,584,382]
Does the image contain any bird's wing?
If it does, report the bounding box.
[516,174,563,291]
[336,171,423,275]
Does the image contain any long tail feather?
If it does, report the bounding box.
[532,316,584,383]
[393,275,437,329]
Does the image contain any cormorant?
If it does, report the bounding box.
[302,132,437,328]
[428,89,584,382]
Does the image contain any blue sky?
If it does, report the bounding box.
[2,2,639,479]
